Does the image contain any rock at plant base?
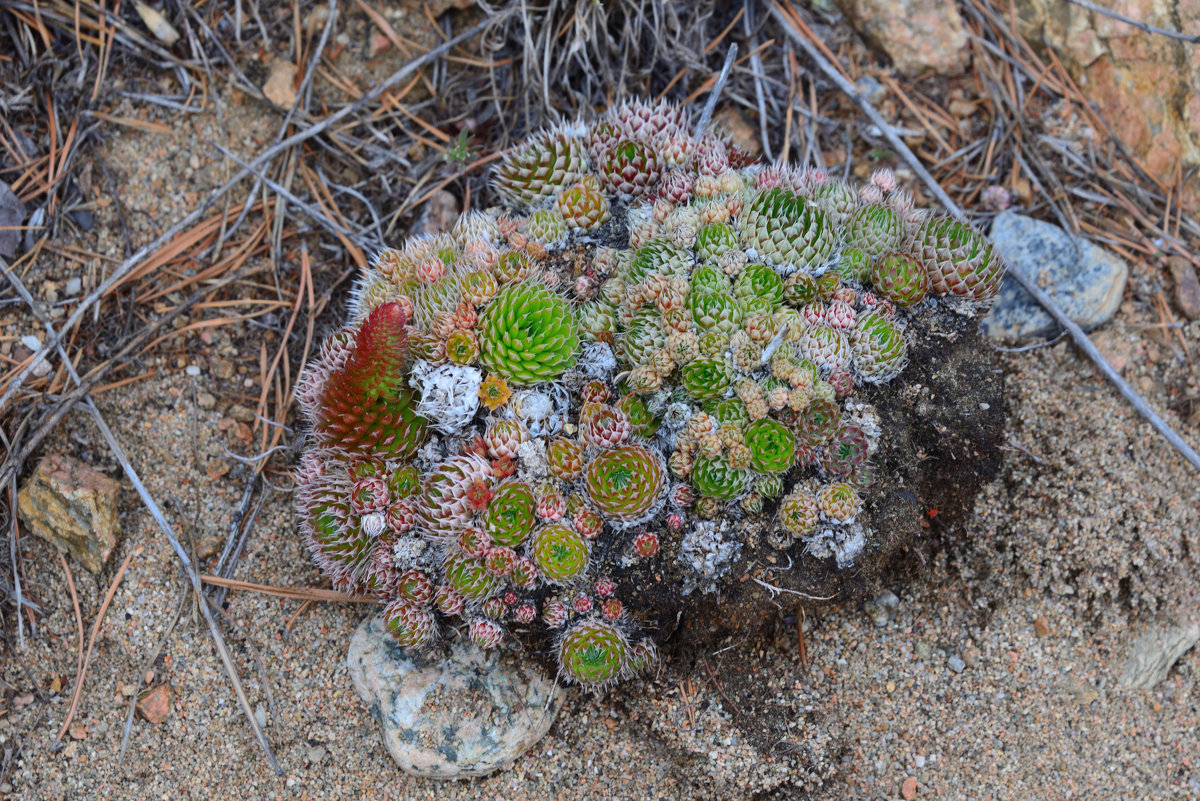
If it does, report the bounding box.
[1117,619,1200,690]
[982,211,1128,342]
[347,615,565,778]
[833,0,969,76]
[16,453,120,574]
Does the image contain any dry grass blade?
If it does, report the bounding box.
[56,551,84,707]
[201,574,378,604]
[55,546,141,745]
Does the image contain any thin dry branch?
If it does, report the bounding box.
[1065,0,1200,44]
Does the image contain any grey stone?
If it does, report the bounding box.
[347,615,564,779]
[983,212,1127,342]
[0,181,23,259]
[946,656,966,674]
[1118,620,1200,690]
[864,600,890,628]
[864,590,900,627]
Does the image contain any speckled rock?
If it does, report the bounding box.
[983,212,1128,342]
[833,0,969,75]
[1117,619,1200,690]
[347,614,565,778]
[16,453,121,573]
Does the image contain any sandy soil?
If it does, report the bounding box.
[3,41,1200,801]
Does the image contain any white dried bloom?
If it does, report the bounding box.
[410,361,482,435]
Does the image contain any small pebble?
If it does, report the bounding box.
[228,404,256,423]
[1168,256,1200,320]
[307,746,327,764]
[915,755,926,768]
[20,334,42,351]
[962,646,981,667]
[185,364,201,376]
[197,391,217,410]
[63,277,82,295]
[1034,616,1051,637]
[902,775,918,799]
[915,641,932,660]
[255,704,268,729]
[947,656,966,674]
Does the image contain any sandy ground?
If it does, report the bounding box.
[3,61,1200,801]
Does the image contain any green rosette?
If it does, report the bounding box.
[844,204,905,259]
[443,554,501,600]
[689,454,747,501]
[915,217,1004,300]
[478,283,580,385]
[733,263,784,307]
[584,444,664,521]
[738,187,835,269]
[614,393,658,439]
[558,619,630,688]
[695,223,739,263]
[851,311,907,381]
[626,239,690,283]
[681,357,732,402]
[871,251,929,307]
[689,292,742,336]
[530,523,589,583]
[743,418,797,473]
[485,481,538,547]
[690,264,729,294]
[619,310,668,367]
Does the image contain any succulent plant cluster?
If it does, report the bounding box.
[295,99,1003,691]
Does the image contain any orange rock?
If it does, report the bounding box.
[834,0,969,76]
[136,684,173,724]
[1018,0,1200,198]
[1035,616,1051,637]
[902,776,918,799]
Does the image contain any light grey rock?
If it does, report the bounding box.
[946,656,966,674]
[1118,620,1200,690]
[348,615,564,779]
[863,590,900,628]
[982,212,1128,342]
[0,180,23,259]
